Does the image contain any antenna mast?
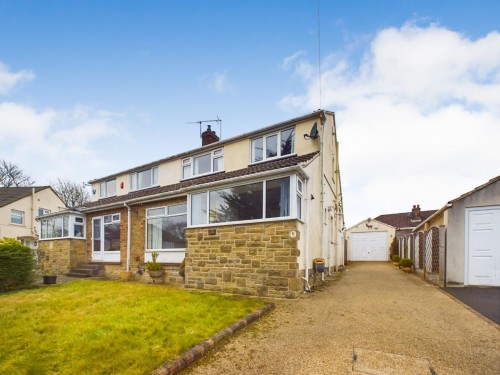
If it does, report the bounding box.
[186,117,222,139]
[317,0,322,109]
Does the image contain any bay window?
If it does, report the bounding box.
[39,215,86,240]
[146,204,187,250]
[251,128,295,163]
[191,176,300,225]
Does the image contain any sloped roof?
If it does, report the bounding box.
[80,152,319,210]
[89,110,333,184]
[0,186,51,208]
[375,209,437,229]
[449,175,500,203]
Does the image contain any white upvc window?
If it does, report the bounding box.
[182,149,223,179]
[10,209,24,225]
[99,179,116,198]
[130,167,158,191]
[39,215,86,240]
[296,178,303,220]
[251,127,295,163]
[38,208,51,216]
[146,203,187,250]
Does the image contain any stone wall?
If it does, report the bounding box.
[38,239,87,276]
[185,220,302,298]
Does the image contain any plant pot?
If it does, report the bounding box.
[148,270,164,278]
[120,271,134,281]
[402,267,412,273]
[43,275,57,284]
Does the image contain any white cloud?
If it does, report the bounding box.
[0,102,122,185]
[0,62,35,95]
[279,22,500,226]
[209,71,236,94]
[282,50,307,70]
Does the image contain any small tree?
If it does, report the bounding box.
[0,238,36,292]
[389,236,399,256]
[0,160,35,187]
[51,178,90,208]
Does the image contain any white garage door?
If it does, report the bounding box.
[467,207,500,286]
[351,232,388,261]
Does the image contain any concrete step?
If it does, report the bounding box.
[66,271,92,278]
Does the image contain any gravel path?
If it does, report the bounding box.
[185,262,500,375]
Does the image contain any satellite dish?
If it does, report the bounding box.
[310,122,319,139]
[304,122,319,140]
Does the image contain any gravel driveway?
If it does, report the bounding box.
[185,262,500,375]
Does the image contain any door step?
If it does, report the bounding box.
[67,263,105,278]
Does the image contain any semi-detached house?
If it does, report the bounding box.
[38,110,345,298]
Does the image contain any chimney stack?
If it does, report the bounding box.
[411,204,421,221]
[201,124,220,146]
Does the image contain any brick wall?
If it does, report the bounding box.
[38,238,87,276]
[185,220,302,298]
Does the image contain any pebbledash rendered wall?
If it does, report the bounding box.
[185,220,302,298]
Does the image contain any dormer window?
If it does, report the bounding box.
[130,167,158,191]
[182,149,223,179]
[99,179,116,198]
[251,128,294,163]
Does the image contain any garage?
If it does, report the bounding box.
[351,231,388,261]
[466,206,500,286]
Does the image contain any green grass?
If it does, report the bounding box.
[0,280,264,374]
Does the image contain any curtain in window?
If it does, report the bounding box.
[147,218,162,249]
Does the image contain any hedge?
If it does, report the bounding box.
[0,238,36,292]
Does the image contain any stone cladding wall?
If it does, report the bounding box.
[185,220,302,298]
[38,238,87,275]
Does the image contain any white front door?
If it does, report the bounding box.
[92,214,121,262]
[466,207,500,286]
[351,232,388,261]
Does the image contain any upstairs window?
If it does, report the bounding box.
[100,179,116,198]
[38,208,51,216]
[130,167,158,191]
[251,128,295,163]
[10,209,24,225]
[182,149,223,179]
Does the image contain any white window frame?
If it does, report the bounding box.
[188,174,302,227]
[39,215,86,240]
[10,209,24,225]
[145,203,187,252]
[251,127,295,164]
[99,179,117,198]
[38,208,51,216]
[297,178,303,220]
[182,148,224,179]
[92,214,121,252]
[130,167,159,191]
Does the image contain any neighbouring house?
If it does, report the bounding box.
[38,110,345,298]
[413,175,500,287]
[345,205,436,262]
[0,186,65,248]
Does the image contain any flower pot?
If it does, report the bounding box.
[148,270,164,278]
[43,275,57,284]
[402,267,412,273]
[120,271,134,281]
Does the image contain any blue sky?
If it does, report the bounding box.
[1,0,499,225]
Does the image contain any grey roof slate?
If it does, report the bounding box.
[0,186,51,208]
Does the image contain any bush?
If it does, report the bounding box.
[389,236,398,255]
[391,254,400,263]
[400,258,413,268]
[0,238,36,292]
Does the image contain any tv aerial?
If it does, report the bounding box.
[186,116,222,139]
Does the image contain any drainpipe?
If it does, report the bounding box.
[304,177,311,291]
[123,202,131,272]
[31,187,36,237]
[320,112,326,275]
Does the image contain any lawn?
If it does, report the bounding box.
[0,280,265,374]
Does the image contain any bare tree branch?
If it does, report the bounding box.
[51,178,91,208]
[0,160,35,187]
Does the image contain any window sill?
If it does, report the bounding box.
[189,216,300,229]
[249,153,297,166]
[181,170,225,182]
[128,185,160,193]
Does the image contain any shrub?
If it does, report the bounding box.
[146,251,163,271]
[0,238,36,292]
[389,236,399,255]
[179,258,185,278]
[400,258,413,268]
[391,254,400,263]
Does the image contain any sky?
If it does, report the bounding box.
[0,0,499,227]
